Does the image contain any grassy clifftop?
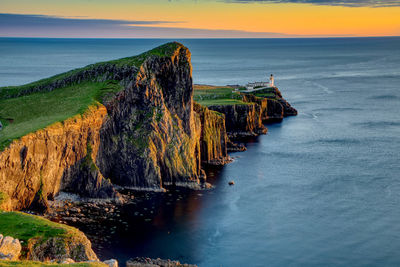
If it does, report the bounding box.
[0,211,98,262]
[0,212,71,245]
[0,42,180,99]
[0,42,181,151]
[193,85,249,106]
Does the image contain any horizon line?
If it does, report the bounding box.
[1,36,400,39]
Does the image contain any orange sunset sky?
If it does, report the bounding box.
[1,0,400,37]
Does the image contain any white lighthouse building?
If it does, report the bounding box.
[244,73,276,91]
[269,74,275,87]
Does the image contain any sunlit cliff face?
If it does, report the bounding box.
[1,0,400,37]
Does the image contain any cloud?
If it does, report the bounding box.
[0,13,296,38]
[222,0,400,7]
[0,13,178,27]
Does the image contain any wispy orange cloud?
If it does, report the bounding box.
[1,0,399,37]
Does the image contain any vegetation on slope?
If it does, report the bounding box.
[0,81,122,151]
[0,42,180,99]
[0,212,75,246]
[0,42,180,151]
[193,85,249,106]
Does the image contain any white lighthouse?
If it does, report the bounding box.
[269,74,275,87]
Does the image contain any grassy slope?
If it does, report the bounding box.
[193,85,249,106]
[0,212,78,245]
[0,212,107,266]
[0,42,180,151]
[0,81,122,151]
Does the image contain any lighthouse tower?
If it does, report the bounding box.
[269,74,275,87]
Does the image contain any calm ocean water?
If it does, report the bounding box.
[1,37,400,266]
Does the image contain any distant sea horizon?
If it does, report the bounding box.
[1,37,400,267]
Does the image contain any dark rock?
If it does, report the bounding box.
[126,257,197,267]
[208,103,267,139]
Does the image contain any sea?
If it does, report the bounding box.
[1,37,400,267]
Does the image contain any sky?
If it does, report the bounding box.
[1,0,400,38]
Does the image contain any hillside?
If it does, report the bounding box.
[0,43,180,151]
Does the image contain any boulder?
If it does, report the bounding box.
[0,234,22,260]
[61,258,75,264]
[104,259,118,267]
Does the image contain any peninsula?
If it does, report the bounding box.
[0,42,296,266]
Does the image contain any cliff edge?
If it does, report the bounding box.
[0,43,215,210]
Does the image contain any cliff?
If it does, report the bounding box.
[0,42,225,210]
[207,103,267,139]
[0,105,115,211]
[95,44,204,190]
[241,87,297,122]
[0,42,297,211]
[193,102,231,165]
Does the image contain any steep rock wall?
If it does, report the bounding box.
[207,104,267,139]
[96,44,205,190]
[0,105,116,211]
[193,102,231,166]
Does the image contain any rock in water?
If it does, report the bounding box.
[126,257,197,267]
[229,181,235,185]
[0,234,22,260]
[104,259,119,267]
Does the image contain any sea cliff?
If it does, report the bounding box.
[0,42,296,212]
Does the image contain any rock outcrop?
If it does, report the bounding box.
[193,103,231,165]
[126,257,197,267]
[208,103,267,139]
[96,44,204,190]
[0,105,113,211]
[240,88,297,123]
[0,234,21,260]
[26,232,98,262]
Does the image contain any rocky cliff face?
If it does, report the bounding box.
[241,88,297,122]
[207,104,267,139]
[96,44,204,190]
[0,42,297,211]
[0,42,218,210]
[193,102,231,165]
[0,105,115,210]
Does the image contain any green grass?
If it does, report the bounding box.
[0,81,122,151]
[193,87,250,106]
[0,42,182,151]
[196,98,249,106]
[0,42,180,100]
[0,211,77,245]
[251,92,276,98]
[0,261,107,267]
